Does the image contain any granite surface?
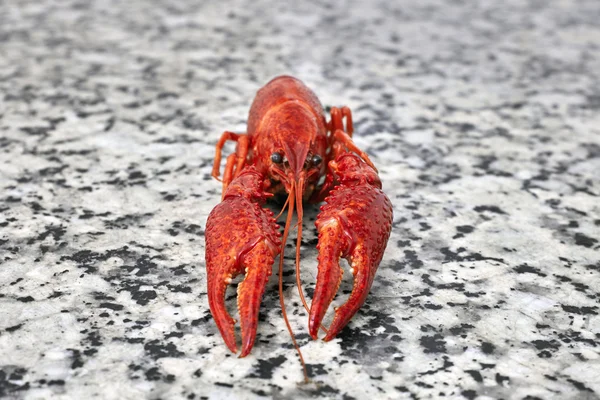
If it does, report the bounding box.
[1,0,600,399]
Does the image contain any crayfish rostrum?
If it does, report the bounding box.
[205,76,393,375]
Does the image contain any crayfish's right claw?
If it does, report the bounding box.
[205,167,281,356]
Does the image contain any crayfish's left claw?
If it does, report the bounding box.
[308,153,393,341]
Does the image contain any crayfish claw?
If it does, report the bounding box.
[237,242,277,357]
[308,217,346,339]
[309,153,393,341]
[206,266,239,354]
[205,167,281,356]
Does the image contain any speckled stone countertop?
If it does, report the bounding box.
[1,1,600,399]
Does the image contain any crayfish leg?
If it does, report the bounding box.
[211,131,251,193]
[329,106,353,138]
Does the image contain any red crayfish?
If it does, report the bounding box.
[205,76,393,375]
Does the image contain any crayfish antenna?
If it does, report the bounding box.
[294,174,312,314]
[278,183,310,383]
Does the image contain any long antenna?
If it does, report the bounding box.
[278,183,309,383]
[295,175,328,335]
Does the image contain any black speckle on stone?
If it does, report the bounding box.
[449,324,475,336]
[574,233,598,248]
[48,291,64,299]
[130,290,157,305]
[418,356,454,376]
[68,349,84,369]
[172,265,190,276]
[420,334,447,354]
[121,337,143,344]
[17,296,34,303]
[514,264,547,277]
[128,171,146,180]
[191,313,211,327]
[215,382,234,388]
[94,292,115,301]
[5,324,23,332]
[306,364,327,377]
[495,373,510,385]
[440,247,504,264]
[37,225,67,241]
[561,305,598,315]
[184,224,204,236]
[0,368,30,396]
[465,370,482,382]
[248,356,286,379]
[531,339,560,350]
[84,331,102,347]
[144,340,184,360]
[167,284,192,293]
[390,260,405,272]
[99,302,123,311]
[473,205,506,214]
[420,325,439,333]
[456,225,474,234]
[567,378,594,393]
[145,367,162,381]
[452,122,476,132]
[83,348,98,356]
[403,250,423,269]
[163,193,177,201]
[481,342,495,354]
[461,390,477,400]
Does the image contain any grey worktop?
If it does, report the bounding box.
[1,0,599,399]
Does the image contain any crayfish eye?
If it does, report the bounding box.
[312,155,323,166]
[271,152,283,164]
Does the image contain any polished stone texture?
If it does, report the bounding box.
[1,0,599,399]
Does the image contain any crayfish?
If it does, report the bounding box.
[205,76,393,377]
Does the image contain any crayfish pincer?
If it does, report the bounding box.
[204,75,393,378]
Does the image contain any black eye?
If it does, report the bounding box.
[312,155,323,166]
[271,152,283,164]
